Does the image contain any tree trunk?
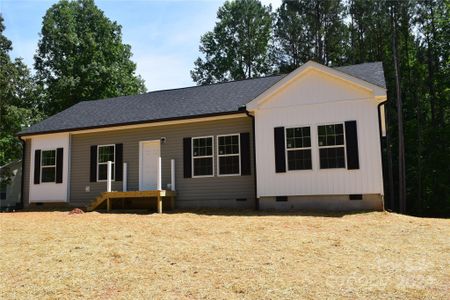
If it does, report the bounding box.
[391,5,407,214]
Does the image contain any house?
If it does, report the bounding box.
[17,61,387,211]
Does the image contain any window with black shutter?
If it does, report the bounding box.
[192,136,214,177]
[217,134,240,176]
[318,124,346,169]
[286,127,312,170]
[97,144,115,181]
[41,150,57,183]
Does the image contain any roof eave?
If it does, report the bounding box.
[17,110,247,138]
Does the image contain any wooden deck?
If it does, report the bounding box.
[87,190,176,213]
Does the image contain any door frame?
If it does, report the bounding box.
[139,140,161,191]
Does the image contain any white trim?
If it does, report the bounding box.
[247,61,387,111]
[97,144,116,182]
[191,136,214,178]
[284,126,313,172]
[138,140,161,191]
[316,122,347,170]
[216,133,241,176]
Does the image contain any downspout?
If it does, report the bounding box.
[377,99,389,211]
[245,110,259,210]
[18,137,26,210]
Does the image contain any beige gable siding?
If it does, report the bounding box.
[70,116,255,208]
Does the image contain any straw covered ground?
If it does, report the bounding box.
[0,211,449,299]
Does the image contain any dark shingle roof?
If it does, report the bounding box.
[19,75,285,136]
[335,62,386,88]
[19,62,385,136]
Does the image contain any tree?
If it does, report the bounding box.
[272,0,348,70]
[191,0,273,85]
[34,0,146,115]
[272,1,312,72]
[390,2,406,214]
[0,15,43,167]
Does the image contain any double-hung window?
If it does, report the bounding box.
[318,124,346,169]
[41,150,56,182]
[217,134,240,175]
[286,127,312,170]
[192,137,214,177]
[97,144,115,181]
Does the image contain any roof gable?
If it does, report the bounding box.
[246,61,386,110]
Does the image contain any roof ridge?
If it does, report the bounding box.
[145,74,286,94]
[75,74,286,105]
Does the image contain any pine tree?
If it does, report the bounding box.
[191,0,273,84]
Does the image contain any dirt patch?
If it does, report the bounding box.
[0,211,449,299]
[68,208,85,215]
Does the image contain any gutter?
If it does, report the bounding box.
[245,110,259,210]
[18,137,26,210]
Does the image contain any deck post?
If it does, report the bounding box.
[107,161,112,192]
[157,156,162,191]
[157,194,162,214]
[170,159,175,191]
[123,162,127,192]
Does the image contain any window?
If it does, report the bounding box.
[41,150,56,182]
[286,127,312,170]
[192,137,213,177]
[318,124,346,169]
[217,134,240,175]
[97,145,115,181]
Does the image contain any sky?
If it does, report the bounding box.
[1,0,281,91]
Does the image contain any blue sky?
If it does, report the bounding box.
[1,0,281,91]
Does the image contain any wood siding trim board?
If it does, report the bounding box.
[69,117,255,208]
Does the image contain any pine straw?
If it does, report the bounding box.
[0,211,449,299]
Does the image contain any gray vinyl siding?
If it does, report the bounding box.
[23,139,31,206]
[69,116,255,208]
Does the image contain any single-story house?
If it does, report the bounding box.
[17,61,387,211]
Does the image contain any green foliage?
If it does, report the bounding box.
[34,0,146,115]
[0,15,43,166]
[272,0,348,72]
[191,0,273,84]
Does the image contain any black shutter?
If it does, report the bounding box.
[34,149,41,184]
[90,145,97,182]
[183,137,192,178]
[240,132,251,175]
[274,127,286,173]
[56,148,63,183]
[115,143,123,181]
[345,120,360,170]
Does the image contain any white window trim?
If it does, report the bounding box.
[192,136,214,178]
[40,149,57,183]
[97,144,116,182]
[317,122,347,169]
[285,126,313,171]
[217,133,241,176]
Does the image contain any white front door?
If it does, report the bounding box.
[139,140,160,190]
